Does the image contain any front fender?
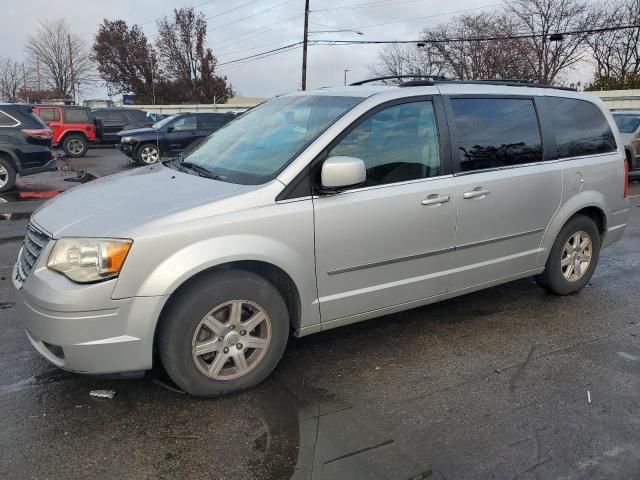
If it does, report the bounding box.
[537,190,608,267]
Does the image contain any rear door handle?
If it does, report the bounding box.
[463,188,490,199]
[421,194,451,206]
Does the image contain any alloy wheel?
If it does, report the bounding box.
[140,146,159,164]
[67,138,84,155]
[191,300,272,380]
[0,165,7,189]
[561,231,593,282]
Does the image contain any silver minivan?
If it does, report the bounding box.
[12,79,630,396]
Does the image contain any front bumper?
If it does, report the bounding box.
[119,143,134,157]
[12,249,167,374]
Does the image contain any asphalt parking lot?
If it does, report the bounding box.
[1,149,640,479]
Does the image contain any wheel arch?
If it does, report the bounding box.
[59,130,89,143]
[153,260,303,352]
[538,195,607,267]
[0,148,21,173]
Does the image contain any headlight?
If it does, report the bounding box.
[121,136,133,143]
[47,238,132,283]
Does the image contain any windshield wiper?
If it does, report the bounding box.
[179,160,225,180]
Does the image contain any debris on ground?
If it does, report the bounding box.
[587,390,592,405]
[90,390,116,399]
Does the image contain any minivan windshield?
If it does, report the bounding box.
[613,113,640,133]
[178,95,363,184]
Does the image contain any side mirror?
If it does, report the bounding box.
[166,126,174,133]
[321,156,366,191]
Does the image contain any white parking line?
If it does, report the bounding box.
[629,194,640,198]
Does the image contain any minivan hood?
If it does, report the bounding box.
[31,164,248,238]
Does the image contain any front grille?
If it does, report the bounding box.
[16,223,50,283]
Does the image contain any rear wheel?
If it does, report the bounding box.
[135,143,161,165]
[535,215,601,295]
[0,156,16,192]
[158,270,289,397]
[62,134,88,157]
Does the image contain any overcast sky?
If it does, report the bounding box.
[0,0,592,101]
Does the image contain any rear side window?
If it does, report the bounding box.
[0,110,19,127]
[450,98,542,172]
[546,98,616,158]
[38,108,59,122]
[64,108,90,123]
[199,114,228,129]
[125,110,149,122]
[106,111,128,123]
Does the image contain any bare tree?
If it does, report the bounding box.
[507,0,595,84]
[25,19,94,97]
[369,43,446,81]
[424,12,536,80]
[586,0,640,83]
[0,58,23,102]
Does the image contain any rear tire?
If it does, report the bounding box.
[535,215,601,295]
[158,270,289,397]
[62,134,88,158]
[0,156,16,192]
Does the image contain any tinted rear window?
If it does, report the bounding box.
[125,110,149,122]
[546,98,616,158]
[451,98,542,171]
[0,110,18,127]
[199,114,232,129]
[38,108,59,122]
[64,108,91,123]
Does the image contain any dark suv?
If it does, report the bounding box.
[0,103,55,192]
[93,108,153,144]
[118,112,235,164]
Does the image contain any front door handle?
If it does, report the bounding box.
[421,194,451,206]
[463,188,490,199]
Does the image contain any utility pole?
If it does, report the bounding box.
[301,0,310,91]
[67,34,76,103]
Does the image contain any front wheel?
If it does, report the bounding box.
[158,270,289,397]
[0,157,16,192]
[135,143,161,165]
[535,215,601,295]
[62,134,88,157]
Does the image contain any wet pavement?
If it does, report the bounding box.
[1,156,640,479]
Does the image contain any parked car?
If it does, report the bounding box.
[611,110,640,171]
[32,105,95,158]
[118,112,235,164]
[12,79,630,397]
[93,108,153,144]
[0,103,55,192]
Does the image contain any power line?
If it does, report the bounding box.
[312,0,445,13]
[217,42,303,66]
[212,13,302,48]
[217,38,300,58]
[329,4,501,31]
[311,23,640,45]
[140,0,220,25]
[218,44,304,71]
[209,0,298,32]
[204,0,265,23]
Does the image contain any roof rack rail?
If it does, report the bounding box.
[399,78,576,91]
[350,74,447,86]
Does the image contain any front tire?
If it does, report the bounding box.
[158,270,289,397]
[135,143,161,165]
[62,134,88,157]
[535,215,601,295]
[0,156,16,192]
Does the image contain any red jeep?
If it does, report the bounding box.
[33,105,96,157]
